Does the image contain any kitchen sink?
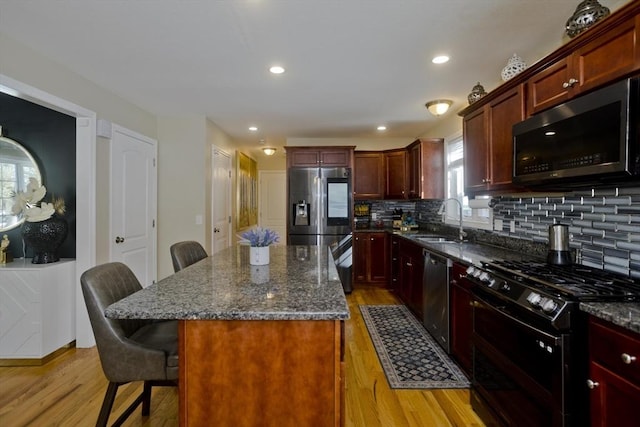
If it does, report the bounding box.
[416,236,459,244]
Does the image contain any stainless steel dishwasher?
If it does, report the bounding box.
[422,249,452,353]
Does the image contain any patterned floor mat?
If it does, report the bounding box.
[359,304,470,389]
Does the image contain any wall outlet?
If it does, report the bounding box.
[195,214,203,225]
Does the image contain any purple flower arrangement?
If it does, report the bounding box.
[239,227,280,247]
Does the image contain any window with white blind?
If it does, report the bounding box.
[443,134,493,230]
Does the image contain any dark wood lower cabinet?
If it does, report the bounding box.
[588,316,640,427]
[353,232,388,285]
[397,239,424,319]
[450,262,472,377]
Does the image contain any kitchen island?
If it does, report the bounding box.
[105,244,349,427]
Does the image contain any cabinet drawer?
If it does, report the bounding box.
[589,317,640,385]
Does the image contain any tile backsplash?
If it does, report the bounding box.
[364,186,640,279]
[489,186,640,279]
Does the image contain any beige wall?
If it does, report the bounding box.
[156,116,208,280]
[256,152,286,170]
[0,33,157,138]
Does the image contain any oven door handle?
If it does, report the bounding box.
[473,293,563,346]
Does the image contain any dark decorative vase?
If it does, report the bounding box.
[565,0,610,38]
[21,216,69,264]
[467,82,487,104]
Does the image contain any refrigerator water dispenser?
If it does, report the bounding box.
[294,200,310,226]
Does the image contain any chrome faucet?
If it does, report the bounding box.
[438,198,467,242]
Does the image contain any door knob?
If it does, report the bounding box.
[214,228,220,233]
[115,236,125,244]
[586,379,599,389]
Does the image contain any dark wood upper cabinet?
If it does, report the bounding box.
[528,16,639,114]
[527,57,572,114]
[286,146,354,168]
[384,149,408,199]
[353,152,385,199]
[463,85,525,195]
[462,106,488,195]
[407,138,444,199]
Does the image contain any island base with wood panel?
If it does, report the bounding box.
[179,319,344,427]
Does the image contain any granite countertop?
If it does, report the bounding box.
[105,245,350,321]
[394,231,546,267]
[579,302,640,334]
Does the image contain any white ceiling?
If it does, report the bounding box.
[0,0,629,151]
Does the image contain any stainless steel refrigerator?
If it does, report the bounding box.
[287,167,352,246]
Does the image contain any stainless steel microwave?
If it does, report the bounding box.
[512,77,639,186]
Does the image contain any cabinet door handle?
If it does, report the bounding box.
[562,78,579,88]
[621,353,637,364]
[406,262,412,267]
[586,379,599,389]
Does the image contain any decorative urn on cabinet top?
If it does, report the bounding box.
[565,0,610,38]
[467,82,487,104]
[501,54,527,82]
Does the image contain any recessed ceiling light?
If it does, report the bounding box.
[432,55,450,64]
[545,131,556,136]
[269,65,285,74]
[377,125,387,131]
[249,126,258,132]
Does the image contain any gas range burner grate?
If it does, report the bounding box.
[486,260,640,301]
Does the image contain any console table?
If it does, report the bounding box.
[0,259,76,365]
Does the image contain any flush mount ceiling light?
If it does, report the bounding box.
[425,99,453,117]
[269,65,285,74]
[432,55,450,64]
[262,147,277,156]
[377,125,387,131]
[249,126,258,132]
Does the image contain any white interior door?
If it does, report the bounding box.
[259,170,286,244]
[110,126,157,286]
[212,146,231,254]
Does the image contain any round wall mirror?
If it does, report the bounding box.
[0,135,42,231]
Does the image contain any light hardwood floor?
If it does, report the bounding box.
[0,286,485,427]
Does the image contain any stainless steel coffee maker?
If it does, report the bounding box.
[547,224,572,265]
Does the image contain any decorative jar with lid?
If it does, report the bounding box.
[565,0,610,38]
[467,82,487,104]
[501,54,527,82]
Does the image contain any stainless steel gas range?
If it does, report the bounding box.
[464,260,640,427]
